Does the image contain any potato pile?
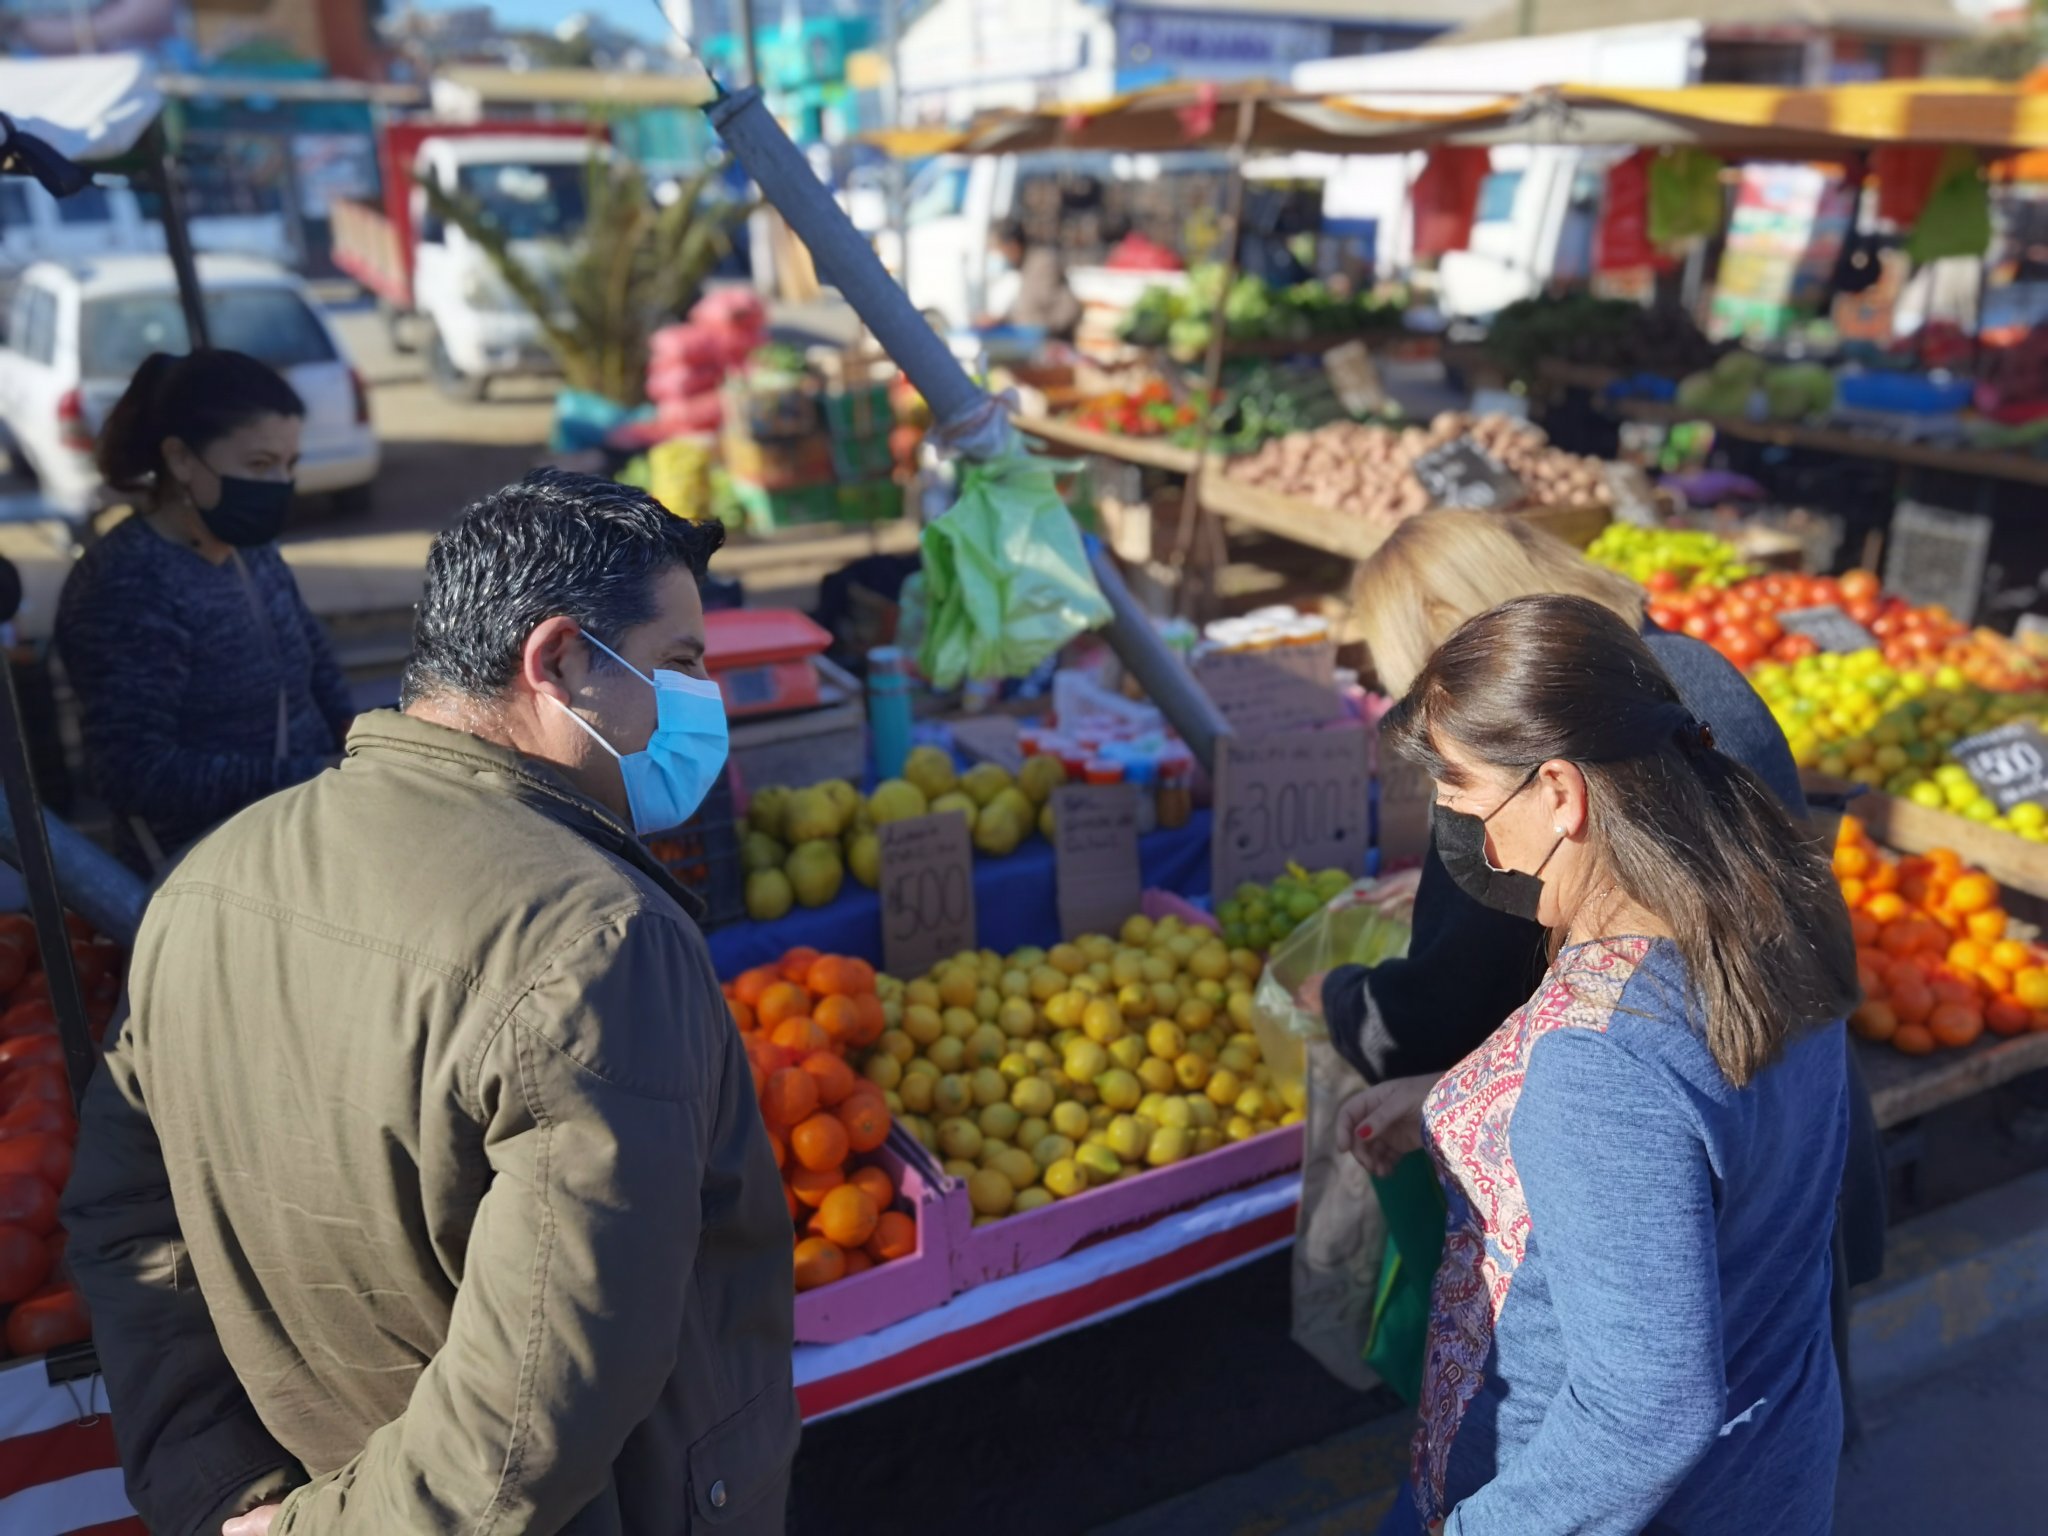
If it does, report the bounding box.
[1225,411,1612,521]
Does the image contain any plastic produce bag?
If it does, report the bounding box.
[1648,148,1725,248]
[1251,868,1420,1097]
[916,454,1112,690]
[550,389,631,453]
[1906,148,1991,265]
[1293,1038,1385,1391]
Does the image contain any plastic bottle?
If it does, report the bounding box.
[866,647,913,781]
[1125,757,1159,836]
[1156,748,1194,830]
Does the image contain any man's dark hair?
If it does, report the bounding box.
[401,468,724,707]
[993,216,1026,250]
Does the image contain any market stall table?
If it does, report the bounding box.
[1861,1032,2048,1131]
[793,1172,1300,1420]
[706,811,1213,976]
[1013,414,1201,476]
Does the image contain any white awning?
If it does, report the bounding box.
[0,52,162,164]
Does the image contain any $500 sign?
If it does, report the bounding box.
[879,813,977,979]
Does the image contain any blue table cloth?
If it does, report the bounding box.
[707,811,1213,979]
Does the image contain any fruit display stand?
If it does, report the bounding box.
[0,1360,134,1533]
[1859,1030,2048,1131]
[707,811,1214,976]
[1808,770,2048,903]
[791,1170,1299,1420]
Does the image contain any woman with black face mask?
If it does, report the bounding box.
[55,349,356,873]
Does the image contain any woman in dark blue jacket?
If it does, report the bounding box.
[56,350,355,871]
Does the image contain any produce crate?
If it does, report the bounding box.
[645,767,744,927]
[731,480,841,535]
[835,479,901,525]
[729,656,867,796]
[822,384,891,439]
[1803,770,2048,902]
[938,1124,1304,1294]
[794,1129,955,1344]
[723,432,834,492]
[829,433,895,483]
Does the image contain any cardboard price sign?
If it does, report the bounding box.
[878,812,977,979]
[1951,721,2048,814]
[1411,438,1526,512]
[1052,784,1142,941]
[1322,340,1386,416]
[1191,642,1343,737]
[1213,726,1371,896]
[1777,604,1877,654]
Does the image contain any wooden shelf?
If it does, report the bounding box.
[1194,469,1400,563]
[1860,1031,2048,1129]
[1013,415,1201,475]
[1612,398,2048,490]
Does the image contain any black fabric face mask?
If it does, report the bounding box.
[1433,769,1565,923]
[197,474,294,548]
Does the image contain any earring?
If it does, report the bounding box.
[1553,826,1564,835]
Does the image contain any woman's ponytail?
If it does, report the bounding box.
[95,351,177,490]
[91,349,304,495]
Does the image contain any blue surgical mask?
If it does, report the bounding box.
[554,633,728,837]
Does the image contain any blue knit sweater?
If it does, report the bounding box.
[1416,937,1846,1535]
[56,517,355,866]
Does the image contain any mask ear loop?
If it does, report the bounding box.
[548,630,652,761]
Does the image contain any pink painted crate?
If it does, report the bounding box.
[792,1130,954,1344]
[940,1123,1303,1293]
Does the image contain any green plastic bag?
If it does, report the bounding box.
[917,454,1112,690]
[1648,148,1726,248]
[1366,1151,1448,1405]
[1907,148,1991,265]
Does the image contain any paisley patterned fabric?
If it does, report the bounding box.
[1410,937,1654,1526]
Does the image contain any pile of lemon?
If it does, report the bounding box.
[1752,652,2048,838]
[858,915,1303,1224]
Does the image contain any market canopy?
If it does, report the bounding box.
[1445,0,1980,47]
[870,77,2048,160]
[0,51,160,164]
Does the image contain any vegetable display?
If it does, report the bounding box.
[1482,294,1722,385]
[1225,411,1611,521]
[1586,525,1752,592]
[1121,267,1405,361]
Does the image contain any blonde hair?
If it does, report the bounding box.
[1354,508,1645,695]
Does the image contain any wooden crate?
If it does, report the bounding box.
[1804,770,2048,901]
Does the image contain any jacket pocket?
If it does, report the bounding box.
[687,1385,801,1528]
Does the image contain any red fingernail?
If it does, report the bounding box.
[1356,1125,1373,1140]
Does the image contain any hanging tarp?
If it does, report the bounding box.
[0,51,161,165]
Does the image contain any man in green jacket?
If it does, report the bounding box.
[63,469,798,1535]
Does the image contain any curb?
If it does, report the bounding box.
[1848,1163,2048,1396]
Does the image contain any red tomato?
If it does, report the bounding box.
[1719,596,1756,625]
[5,1286,89,1356]
[1846,597,1882,627]
[1839,569,1881,604]
[0,1001,53,1041]
[0,1067,68,1113]
[0,1225,50,1305]
[7,974,49,1007]
[1808,577,1844,607]
[1682,613,1716,641]
[0,1135,70,1191]
[42,1228,64,1280]
[0,948,26,998]
[0,1035,60,1073]
[0,1102,73,1141]
[1775,634,1821,662]
[1646,569,1681,595]
[0,1174,58,1237]
[1871,611,1902,639]
[1646,605,1683,631]
[1752,616,1785,645]
[1720,629,1767,667]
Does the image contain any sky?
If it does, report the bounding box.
[414,0,671,42]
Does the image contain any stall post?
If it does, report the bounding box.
[147,118,211,351]
[0,570,97,1110]
[706,83,1237,770]
[1168,95,1259,619]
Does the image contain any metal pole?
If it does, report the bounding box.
[736,0,762,88]
[882,0,908,293]
[0,662,98,1111]
[150,122,211,350]
[1169,96,1258,618]
[1087,539,1234,775]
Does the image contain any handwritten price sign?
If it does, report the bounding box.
[1053,784,1142,941]
[1213,725,1371,896]
[1952,722,2048,814]
[879,812,977,979]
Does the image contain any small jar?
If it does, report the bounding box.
[1084,757,1125,786]
[1125,758,1160,836]
[1156,749,1194,830]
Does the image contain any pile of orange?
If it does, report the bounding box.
[726,947,917,1291]
[1835,817,2048,1055]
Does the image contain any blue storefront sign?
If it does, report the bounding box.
[1114,5,1332,89]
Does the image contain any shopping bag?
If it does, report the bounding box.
[1365,1150,1448,1405]
[1293,1038,1386,1391]
[917,454,1112,689]
[1252,868,1421,1096]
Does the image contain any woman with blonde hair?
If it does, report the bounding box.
[1316,508,1882,1434]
